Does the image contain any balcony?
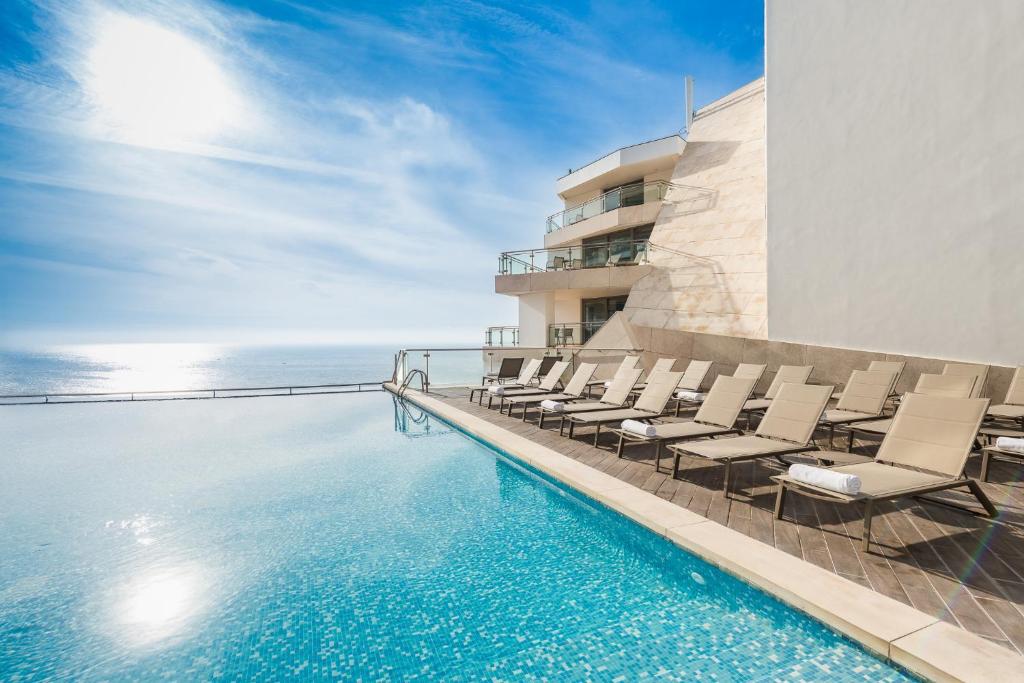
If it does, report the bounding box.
[499,239,649,275]
[543,181,715,249]
[483,325,518,347]
[548,322,605,346]
[546,181,666,233]
[495,240,651,296]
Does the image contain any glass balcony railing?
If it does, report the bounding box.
[545,180,716,234]
[548,321,607,346]
[546,181,660,233]
[483,326,519,347]
[498,239,648,275]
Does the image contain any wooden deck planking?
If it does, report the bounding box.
[424,386,1024,655]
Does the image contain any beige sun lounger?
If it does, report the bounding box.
[470,358,542,404]
[980,442,1024,482]
[831,360,906,400]
[630,357,678,392]
[502,363,597,420]
[845,373,977,448]
[668,383,834,494]
[817,370,898,447]
[986,366,1024,426]
[741,365,813,414]
[773,393,996,551]
[674,363,766,414]
[564,371,684,446]
[585,355,640,389]
[488,361,569,409]
[544,368,644,431]
[610,375,757,471]
[942,362,989,398]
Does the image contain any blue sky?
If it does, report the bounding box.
[0,0,764,346]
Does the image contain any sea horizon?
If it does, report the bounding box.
[0,341,482,395]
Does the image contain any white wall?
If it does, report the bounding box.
[518,292,553,347]
[766,0,1024,365]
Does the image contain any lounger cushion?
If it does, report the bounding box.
[743,398,771,411]
[849,417,894,435]
[988,404,1024,419]
[821,409,878,424]
[672,435,807,461]
[570,408,659,423]
[794,462,948,497]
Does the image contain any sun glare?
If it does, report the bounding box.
[86,15,237,145]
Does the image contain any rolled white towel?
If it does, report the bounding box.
[541,399,565,412]
[622,419,657,437]
[995,436,1024,454]
[788,464,861,495]
[488,385,505,395]
[676,390,706,402]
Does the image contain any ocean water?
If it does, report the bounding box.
[0,344,492,396]
[0,392,913,681]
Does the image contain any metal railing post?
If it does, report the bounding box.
[423,351,430,393]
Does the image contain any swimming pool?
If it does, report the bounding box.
[0,393,913,681]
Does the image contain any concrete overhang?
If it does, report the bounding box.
[555,135,685,198]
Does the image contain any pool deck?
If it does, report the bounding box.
[390,383,1024,680]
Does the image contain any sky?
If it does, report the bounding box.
[0,0,764,347]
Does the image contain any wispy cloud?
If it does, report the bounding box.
[0,0,763,345]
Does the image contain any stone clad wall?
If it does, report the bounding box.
[623,78,767,339]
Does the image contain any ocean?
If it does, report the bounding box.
[0,344,420,396]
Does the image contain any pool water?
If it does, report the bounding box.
[0,393,913,681]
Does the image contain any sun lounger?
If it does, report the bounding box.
[542,368,644,431]
[502,363,598,420]
[831,360,905,400]
[610,375,757,471]
[741,365,813,416]
[489,361,569,410]
[942,362,989,398]
[980,437,1024,481]
[585,355,640,396]
[773,393,996,551]
[630,358,678,392]
[818,370,898,447]
[986,366,1024,426]
[480,357,524,386]
[845,373,977,448]
[674,363,765,413]
[564,371,684,446]
[470,358,542,404]
[668,383,834,493]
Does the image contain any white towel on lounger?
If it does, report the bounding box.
[603,380,613,388]
[488,385,505,395]
[995,436,1024,454]
[541,400,565,411]
[788,464,861,495]
[622,419,656,437]
[676,390,706,402]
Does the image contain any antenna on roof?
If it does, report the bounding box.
[683,75,694,139]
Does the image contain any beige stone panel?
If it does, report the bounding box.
[608,264,652,288]
[804,346,886,388]
[766,341,808,373]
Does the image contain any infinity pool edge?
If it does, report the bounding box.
[386,383,1024,683]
